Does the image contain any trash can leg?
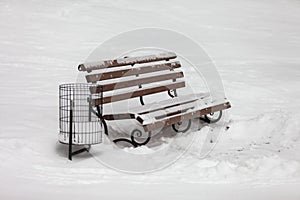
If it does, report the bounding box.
[68,100,73,160]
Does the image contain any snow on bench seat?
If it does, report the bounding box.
[102,93,210,121]
[142,98,231,132]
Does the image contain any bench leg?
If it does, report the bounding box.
[93,105,108,136]
[200,110,223,124]
[94,104,151,147]
[139,96,145,106]
[172,119,192,133]
[113,138,138,148]
[113,130,152,148]
[167,89,177,98]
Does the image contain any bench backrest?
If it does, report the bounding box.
[78,52,185,105]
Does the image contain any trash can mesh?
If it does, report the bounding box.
[59,83,102,145]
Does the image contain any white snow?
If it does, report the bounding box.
[0,0,300,199]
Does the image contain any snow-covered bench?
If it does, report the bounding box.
[78,52,231,147]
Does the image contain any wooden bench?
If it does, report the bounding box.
[78,52,231,147]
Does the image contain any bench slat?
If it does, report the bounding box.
[136,101,196,124]
[93,81,185,105]
[90,71,184,93]
[86,61,181,83]
[130,93,210,114]
[103,113,135,120]
[78,52,177,72]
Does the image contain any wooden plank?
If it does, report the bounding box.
[130,93,210,114]
[93,81,185,105]
[136,101,196,124]
[78,52,177,72]
[90,71,184,93]
[103,113,135,120]
[154,107,193,120]
[86,61,181,83]
[142,101,231,132]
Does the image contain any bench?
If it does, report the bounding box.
[78,52,231,147]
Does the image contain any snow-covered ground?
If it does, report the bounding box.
[0,0,300,199]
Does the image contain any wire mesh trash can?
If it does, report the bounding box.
[59,83,103,160]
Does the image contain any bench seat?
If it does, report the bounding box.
[102,93,209,119]
[140,98,231,132]
[102,93,230,132]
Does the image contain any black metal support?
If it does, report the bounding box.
[172,119,192,133]
[200,110,223,124]
[68,99,90,161]
[92,86,108,137]
[131,129,152,146]
[68,99,73,160]
[113,130,152,148]
[168,67,178,98]
[139,96,145,105]
[95,105,108,136]
[71,145,90,157]
[168,89,177,98]
[93,99,148,148]
[88,95,92,122]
